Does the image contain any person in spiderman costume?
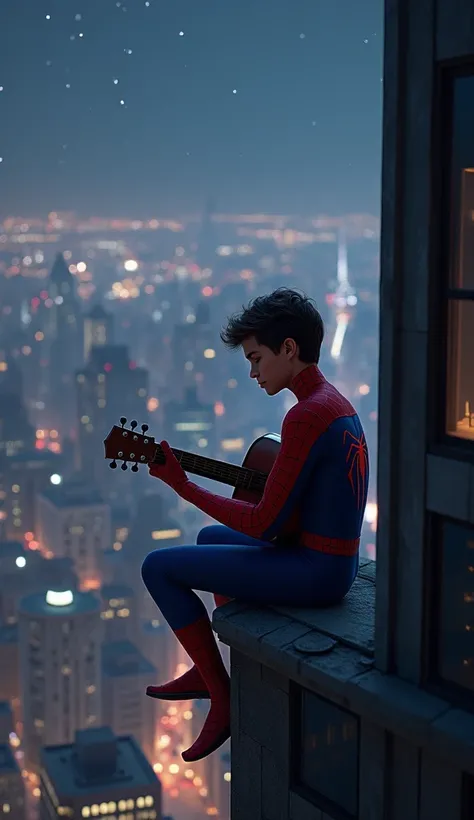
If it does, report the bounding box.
[141,288,369,763]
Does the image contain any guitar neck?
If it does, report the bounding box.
[152,445,267,493]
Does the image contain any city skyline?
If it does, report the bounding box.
[1,0,383,218]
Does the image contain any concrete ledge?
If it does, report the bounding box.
[212,558,474,776]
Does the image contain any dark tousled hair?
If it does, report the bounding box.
[220,287,324,364]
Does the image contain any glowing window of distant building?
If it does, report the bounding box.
[151,528,181,540]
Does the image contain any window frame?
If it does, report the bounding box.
[424,513,474,712]
[289,682,360,820]
[430,63,474,454]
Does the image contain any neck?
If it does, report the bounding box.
[290,363,325,401]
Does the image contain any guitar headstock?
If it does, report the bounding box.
[104,418,157,472]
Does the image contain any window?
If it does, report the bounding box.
[444,74,474,442]
[463,773,474,819]
[292,686,359,819]
[437,519,474,693]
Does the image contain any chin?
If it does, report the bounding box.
[265,383,284,396]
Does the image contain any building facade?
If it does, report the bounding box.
[39,727,162,820]
[37,478,111,590]
[212,1,474,818]
[18,588,103,769]
[0,450,62,542]
[101,641,157,762]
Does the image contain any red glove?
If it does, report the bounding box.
[148,440,189,493]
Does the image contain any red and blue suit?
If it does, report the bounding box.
[140,364,369,762]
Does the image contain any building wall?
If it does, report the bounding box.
[36,496,111,588]
[18,602,103,768]
[376,0,474,683]
[229,648,473,820]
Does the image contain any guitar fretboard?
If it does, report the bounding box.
[152,447,267,492]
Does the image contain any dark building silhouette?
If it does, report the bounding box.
[0,355,35,458]
[83,304,114,363]
[76,344,148,494]
[47,253,82,437]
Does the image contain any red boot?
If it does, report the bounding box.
[146,665,210,701]
[173,615,230,761]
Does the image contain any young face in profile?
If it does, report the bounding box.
[242,336,299,396]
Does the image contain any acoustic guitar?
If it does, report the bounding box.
[104,417,300,540]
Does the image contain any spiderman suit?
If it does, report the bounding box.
[141,364,369,625]
[141,364,369,761]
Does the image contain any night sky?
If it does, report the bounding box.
[1,0,383,218]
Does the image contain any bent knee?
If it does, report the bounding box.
[141,549,166,584]
[196,524,225,545]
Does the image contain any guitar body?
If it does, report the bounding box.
[233,433,301,543]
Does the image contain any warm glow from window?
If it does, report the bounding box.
[221,437,245,452]
[151,528,181,540]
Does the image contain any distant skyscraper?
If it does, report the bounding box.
[328,228,357,365]
[83,304,114,363]
[0,449,62,541]
[101,640,157,760]
[18,586,103,768]
[47,253,82,437]
[163,386,216,458]
[39,726,162,819]
[36,476,111,591]
[0,744,25,820]
[76,344,148,495]
[0,624,19,703]
[0,355,35,458]
[124,492,182,621]
[99,584,138,642]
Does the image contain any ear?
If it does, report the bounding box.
[283,337,298,358]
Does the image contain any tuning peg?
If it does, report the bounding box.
[130,420,138,430]
[109,460,117,469]
[141,423,149,433]
[121,462,128,471]
[120,417,127,427]
[131,463,139,473]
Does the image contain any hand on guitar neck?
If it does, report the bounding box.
[148,440,189,492]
